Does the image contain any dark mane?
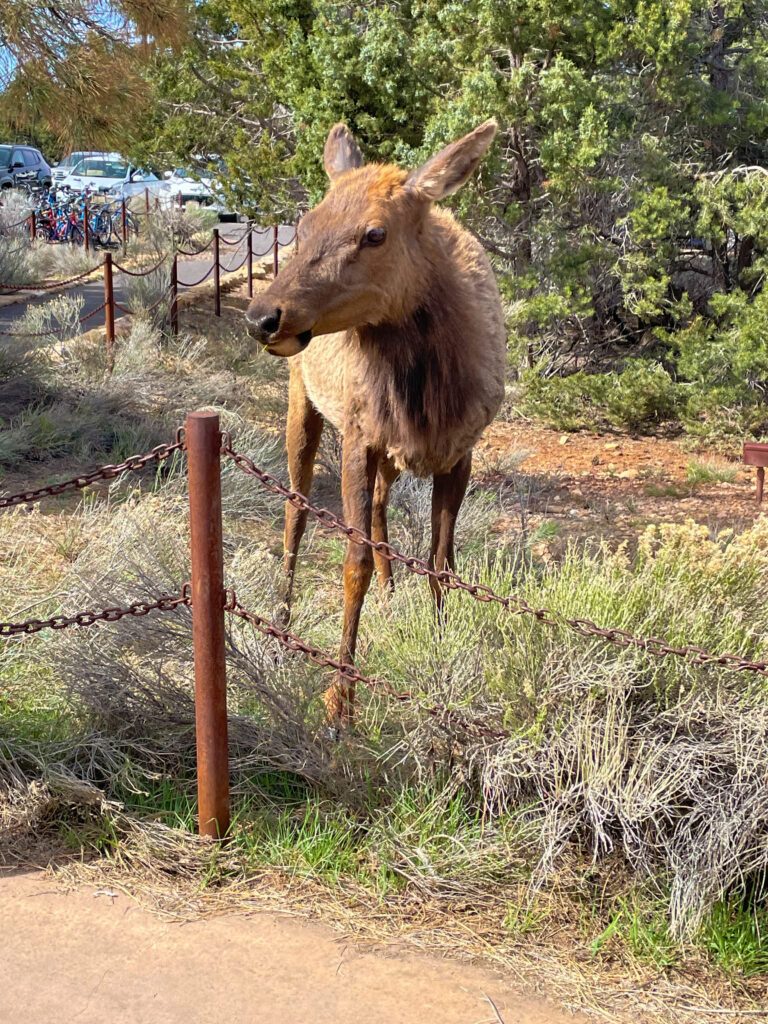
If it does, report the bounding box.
[359,283,471,442]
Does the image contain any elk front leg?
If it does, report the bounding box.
[372,457,400,594]
[279,363,324,624]
[428,452,472,613]
[324,437,378,729]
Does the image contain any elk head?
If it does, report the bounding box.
[245,120,497,357]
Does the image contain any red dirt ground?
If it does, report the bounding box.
[477,420,762,551]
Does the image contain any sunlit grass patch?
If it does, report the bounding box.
[686,457,740,487]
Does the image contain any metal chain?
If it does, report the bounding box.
[220,438,768,678]
[225,594,508,740]
[0,431,185,510]
[0,586,190,638]
[0,214,33,230]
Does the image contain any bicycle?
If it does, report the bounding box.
[88,202,115,246]
[109,205,140,243]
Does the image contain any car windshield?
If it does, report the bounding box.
[70,157,127,179]
[0,146,12,167]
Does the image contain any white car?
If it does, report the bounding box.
[52,151,107,184]
[57,155,169,198]
[163,164,237,216]
[163,168,217,204]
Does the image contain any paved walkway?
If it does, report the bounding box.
[0,870,586,1024]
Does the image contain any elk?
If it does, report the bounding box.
[246,120,507,729]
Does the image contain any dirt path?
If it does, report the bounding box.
[0,870,586,1024]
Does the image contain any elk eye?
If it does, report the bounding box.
[363,226,387,247]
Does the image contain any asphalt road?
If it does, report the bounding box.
[0,222,295,335]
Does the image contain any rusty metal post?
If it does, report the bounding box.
[247,227,253,298]
[145,186,150,215]
[273,224,279,277]
[29,212,36,241]
[121,199,127,254]
[83,200,90,254]
[186,410,230,839]
[170,252,178,337]
[104,252,115,372]
[758,467,765,504]
[213,227,221,316]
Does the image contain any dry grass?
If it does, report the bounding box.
[1,282,768,1023]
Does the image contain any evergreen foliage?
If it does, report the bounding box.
[4,2,768,436]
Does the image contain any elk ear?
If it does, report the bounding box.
[406,120,497,201]
[324,123,364,182]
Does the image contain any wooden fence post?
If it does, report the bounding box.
[186,410,230,839]
[247,226,253,299]
[29,212,35,241]
[213,227,221,317]
[145,187,150,216]
[273,224,279,278]
[104,252,115,372]
[170,253,178,337]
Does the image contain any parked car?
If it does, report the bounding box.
[57,154,168,198]
[164,161,235,217]
[51,150,104,184]
[163,167,218,205]
[0,145,52,190]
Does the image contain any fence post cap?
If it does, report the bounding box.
[187,410,220,424]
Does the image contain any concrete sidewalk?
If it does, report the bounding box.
[0,871,585,1024]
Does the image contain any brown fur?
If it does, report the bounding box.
[246,121,506,727]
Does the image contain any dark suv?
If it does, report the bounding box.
[0,145,52,191]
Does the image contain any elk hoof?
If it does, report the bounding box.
[275,600,292,629]
[324,724,342,743]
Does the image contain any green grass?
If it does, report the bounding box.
[643,481,688,498]
[587,891,680,969]
[701,897,768,978]
[3,288,768,1009]
[686,457,739,487]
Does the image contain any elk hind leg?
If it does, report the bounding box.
[428,452,472,615]
[372,457,400,595]
[280,367,324,624]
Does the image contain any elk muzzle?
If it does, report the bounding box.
[245,300,313,358]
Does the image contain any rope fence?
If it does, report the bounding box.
[2,411,767,838]
[1,218,297,354]
[113,254,168,277]
[0,262,105,293]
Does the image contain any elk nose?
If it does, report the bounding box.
[246,307,282,339]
